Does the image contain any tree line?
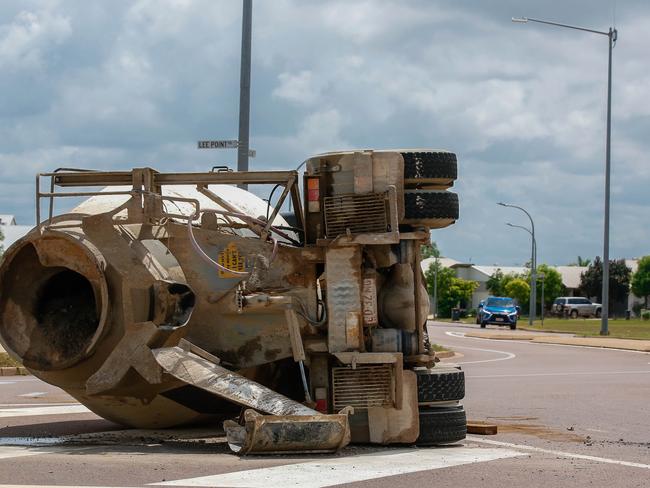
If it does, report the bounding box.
[423,242,650,317]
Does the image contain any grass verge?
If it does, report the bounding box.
[433,316,650,340]
[0,352,21,367]
[521,318,650,340]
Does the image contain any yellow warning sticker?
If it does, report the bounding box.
[217,243,245,278]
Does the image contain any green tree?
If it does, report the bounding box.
[0,226,4,256]
[631,256,650,308]
[504,278,530,306]
[421,240,441,259]
[579,257,631,305]
[425,263,478,317]
[487,270,525,302]
[486,269,505,296]
[568,256,591,267]
[524,264,565,312]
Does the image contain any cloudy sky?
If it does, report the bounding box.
[1,0,648,265]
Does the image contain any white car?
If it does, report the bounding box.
[552,297,602,318]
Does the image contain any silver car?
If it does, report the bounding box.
[552,297,602,318]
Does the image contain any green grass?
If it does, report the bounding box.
[429,343,450,352]
[433,315,650,340]
[0,352,21,367]
[522,318,650,340]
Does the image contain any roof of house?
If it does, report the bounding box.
[553,266,587,289]
[436,260,590,290]
[470,265,528,278]
[0,216,32,250]
[0,215,16,226]
[420,256,461,272]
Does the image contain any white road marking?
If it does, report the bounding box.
[468,370,650,379]
[0,486,139,488]
[0,446,58,460]
[443,332,516,364]
[0,403,79,408]
[152,446,523,487]
[0,437,65,447]
[18,392,47,398]
[0,378,39,382]
[0,381,15,385]
[467,436,650,470]
[0,405,90,418]
[439,327,650,355]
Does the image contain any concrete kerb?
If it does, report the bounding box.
[0,366,30,376]
[463,331,650,352]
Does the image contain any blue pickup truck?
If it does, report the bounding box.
[476,296,519,330]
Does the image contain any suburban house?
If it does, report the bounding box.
[421,257,587,309]
[0,215,32,251]
[420,257,643,314]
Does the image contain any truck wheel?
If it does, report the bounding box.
[480,321,486,328]
[402,190,458,228]
[402,151,457,188]
[417,406,467,445]
[570,310,578,319]
[595,308,602,318]
[416,368,465,403]
[510,322,517,330]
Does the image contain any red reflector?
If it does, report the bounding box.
[307,178,320,201]
[315,399,328,413]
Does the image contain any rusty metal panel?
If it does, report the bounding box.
[323,193,388,237]
[332,365,393,411]
[325,246,362,352]
[353,152,373,194]
[224,409,351,455]
[362,270,378,326]
[153,346,316,416]
[367,370,419,444]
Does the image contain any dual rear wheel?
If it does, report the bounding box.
[415,367,466,445]
[401,151,458,229]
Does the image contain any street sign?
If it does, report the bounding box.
[197,140,239,149]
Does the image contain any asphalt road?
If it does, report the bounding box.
[0,321,648,487]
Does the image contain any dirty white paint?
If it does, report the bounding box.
[0,437,65,447]
[467,370,650,379]
[467,436,650,470]
[0,446,57,460]
[153,446,523,487]
[444,333,517,364]
[0,405,90,418]
[17,392,47,398]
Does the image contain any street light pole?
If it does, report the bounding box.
[511,16,616,336]
[499,203,537,325]
[433,257,439,319]
[538,272,546,327]
[506,221,537,324]
[237,0,253,188]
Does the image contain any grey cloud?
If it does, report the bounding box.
[0,0,647,265]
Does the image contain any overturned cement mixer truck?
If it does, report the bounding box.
[0,149,464,454]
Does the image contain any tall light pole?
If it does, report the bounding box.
[433,257,439,319]
[538,272,546,327]
[499,202,537,325]
[505,221,537,324]
[237,0,253,188]
[511,16,617,336]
